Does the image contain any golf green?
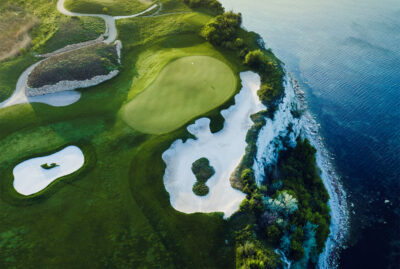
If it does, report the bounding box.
[122,56,237,134]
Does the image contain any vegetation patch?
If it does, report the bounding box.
[64,0,155,16]
[122,55,237,134]
[40,163,58,170]
[28,43,119,88]
[191,157,215,196]
[0,0,105,102]
[0,5,37,62]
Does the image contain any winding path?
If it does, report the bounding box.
[0,0,159,109]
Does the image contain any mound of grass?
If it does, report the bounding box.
[64,0,155,16]
[122,55,237,134]
[28,43,119,88]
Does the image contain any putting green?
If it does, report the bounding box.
[122,56,237,134]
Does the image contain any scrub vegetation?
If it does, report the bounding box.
[0,0,105,102]
[191,157,215,196]
[0,4,37,62]
[28,43,119,88]
[0,0,330,268]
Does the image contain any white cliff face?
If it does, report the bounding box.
[253,76,301,185]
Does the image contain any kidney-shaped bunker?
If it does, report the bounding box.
[13,145,84,195]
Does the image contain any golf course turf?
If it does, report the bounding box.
[0,2,239,267]
[122,55,237,134]
[0,0,309,267]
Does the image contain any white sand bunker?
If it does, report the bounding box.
[13,145,84,195]
[162,71,263,218]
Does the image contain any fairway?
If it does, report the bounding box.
[122,56,237,134]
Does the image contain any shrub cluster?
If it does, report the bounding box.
[191,158,215,196]
[236,241,281,269]
[277,138,330,255]
[201,12,242,46]
[28,43,119,88]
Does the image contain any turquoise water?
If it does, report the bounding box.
[219,0,400,267]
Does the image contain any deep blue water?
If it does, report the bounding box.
[219,0,400,267]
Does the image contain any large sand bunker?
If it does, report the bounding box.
[162,71,263,218]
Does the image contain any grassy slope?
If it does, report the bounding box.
[0,0,105,102]
[122,55,237,134]
[64,0,155,16]
[0,1,243,268]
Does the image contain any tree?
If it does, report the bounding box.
[266,224,282,246]
[244,50,274,72]
[201,12,242,46]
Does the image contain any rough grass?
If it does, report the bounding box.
[0,4,38,62]
[122,55,237,134]
[0,0,105,102]
[64,0,156,15]
[28,43,119,88]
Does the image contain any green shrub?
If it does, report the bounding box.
[191,157,215,182]
[265,224,282,246]
[290,239,305,261]
[201,12,242,46]
[192,181,209,196]
[236,241,281,269]
[41,163,58,169]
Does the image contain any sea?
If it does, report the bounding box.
[218,0,400,268]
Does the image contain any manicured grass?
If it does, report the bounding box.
[0,3,242,267]
[64,0,155,16]
[122,55,237,134]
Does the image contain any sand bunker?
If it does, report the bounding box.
[13,145,84,195]
[162,71,263,218]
